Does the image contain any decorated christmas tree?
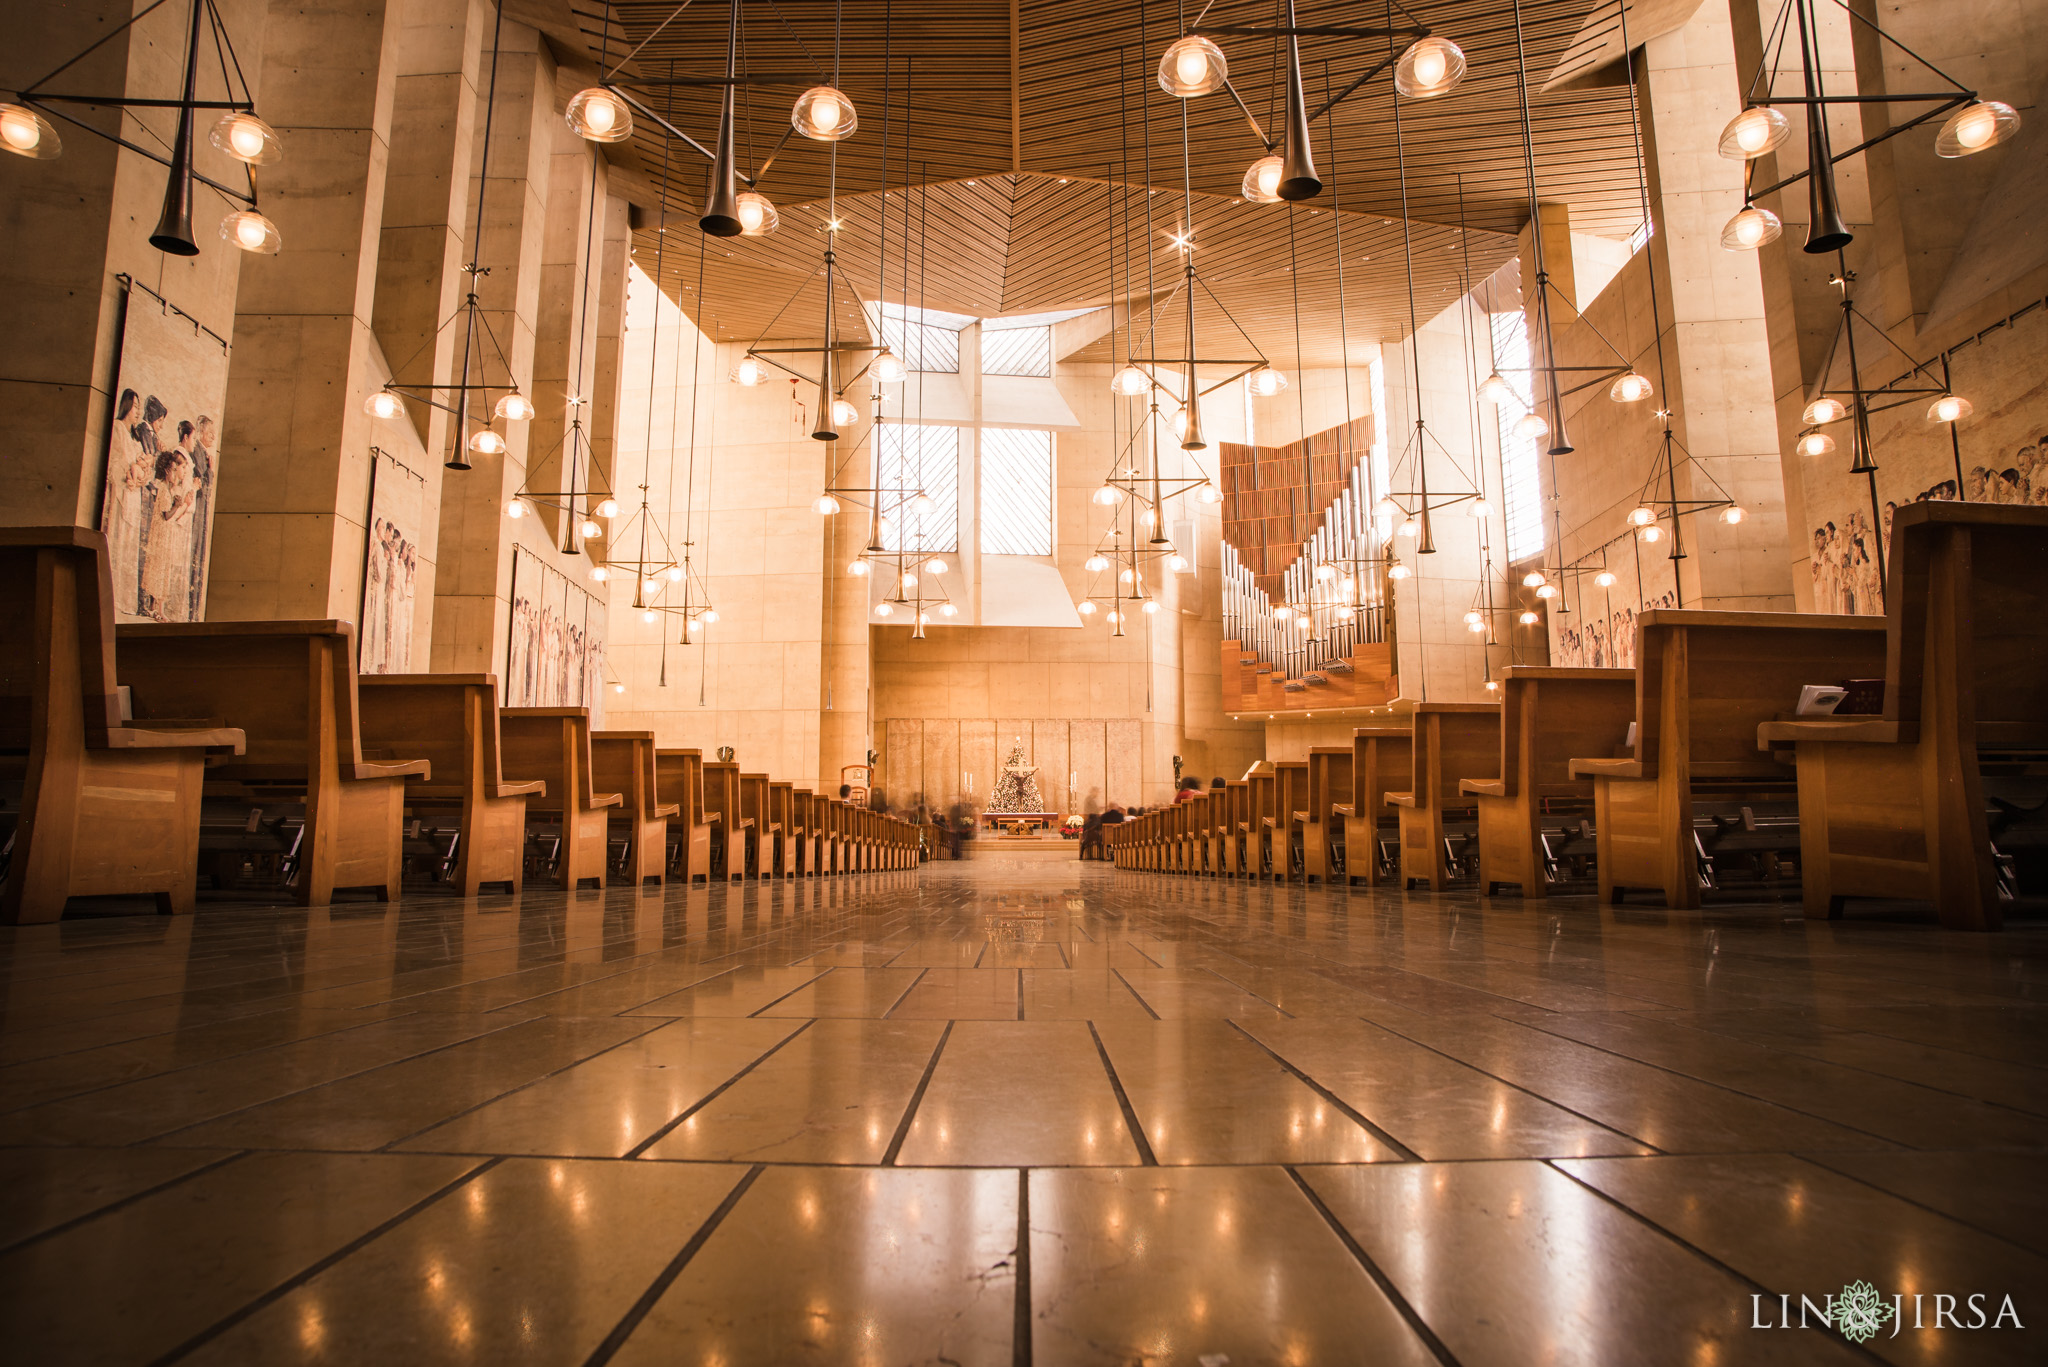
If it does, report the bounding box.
[986,740,1046,813]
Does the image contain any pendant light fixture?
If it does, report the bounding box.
[1154,0,1466,205]
[9,0,279,258]
[565,0,858,239]
[1719,0,2021,255]
[365,6,532,469]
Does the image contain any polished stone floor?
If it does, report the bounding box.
[1,861,2044,1365]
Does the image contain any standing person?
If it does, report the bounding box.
[1078,809,1105,860]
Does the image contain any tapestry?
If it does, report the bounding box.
[1802,305,2048,614]
[1548,537,1680,669]
[506,545,608,719]
[359,451,426,674]
[99,291,230,622]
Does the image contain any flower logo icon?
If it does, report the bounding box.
[1834,1281,1895,1343]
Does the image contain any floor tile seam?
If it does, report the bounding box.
[1223,1020,1425,1161]
[1501,1014,2018,1146]
[881,1021,954,1166]
[0,1147,250,1260]
[0,1010,444,1119]
[1819,1018,2048,1073]
[621,1019,816,1159]
[577,1159,766,1366]
[1791,1149,2048,1263]
[130,1013,550,1147]
[1282,1165,1465,1367]
[145,1154,504,1367]
[417,955,698,1015]
[880,968,932,1019]
[1085,1021,1158,1166]
[604,963,757,1017]
[1539,1158,1896,1366]
[1642,1015,2048,1115]
[743,968,839,1018]
[1107,968,1162,1020]
[1191,964,1299,1019]
[1011,1169,1031,1367]
[373,1015,683,1152]
[1353,1014,1668,1154]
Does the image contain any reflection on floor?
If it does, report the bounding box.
[2,863,2045,1364]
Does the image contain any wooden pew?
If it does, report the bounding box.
[1269,760,1311,881]
[118,619,427,904]
[701,761,750,881]
[1300,746,1353,884]
[357,674,544,895]
[790,789,816,875]
[1243,767,1278,877]
[1,528,244,923]
[1386,703,1501,891]
[1458,668,1635,898]
[1217,780,1250,876]
[1191,792,1220,875]
[1758,503,2048,930]
[769,781,798,876]
[499,708,620,890]
[739,772,774,877]
[591,731,677,886]
[1569,609,1888,908]
[653,749,715,884]
[1334,726,1412,887]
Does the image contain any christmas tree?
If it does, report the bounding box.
[986,740,1046,813]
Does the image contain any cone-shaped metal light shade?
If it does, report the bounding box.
[1803,119,1851,254]
[699,0,744,237]
[1275,0,1320,201]
[149,0,205,256]
[811,249,841,441]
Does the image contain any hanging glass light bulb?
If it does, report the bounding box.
[640,577,661,595]
[1241,155,1284,204]
[1720,205,1783,251]
[831,397,860,427]
[565,87,632,142]
[1398,518,1420,539]
[1936,101,2020,157]
[209,111,281,164]
[792,86,858,141]
[1471,498,1492,518]
[924,557,949,574]
[814,493,842,515]
[900,571,919,591]
[1388,563,1412,580]
[1796,432,1837,457]
[1610,372,1653,403]
[1093,484,1123,506]
[504,499,527,519]
[700,609,720,625]
[641,608,657,624]
[1627,507,1656,528]
[495,391,536,421]
[1078,599,1098,615]
[1394,36,1466,98]
[873,349,908,383]
[595,498,619,518]
[1335,605,1354,621]
[220,210,281,254]
[1273,605,1292,620]
[874,601,894,617]
[1467,616,1487,632]
[1477,371,1515,405]
[1803,396,1847,424]
[1119,567,1137,585]
[939,603,958,617]
[1314,563,1336,582]
[1513,411,1550,441]
[468,428,506,455]
[1157,34,1227,98]
[732,356,768,386]
[580,518,603,538]
[1168,553,1189,572]
[1142,599,1160,614]
[1105,610,1122,624]
[1927,394,1973,423]
[1594,570,1618,588]
[1716,106,1791,160]
[0,103,61,159]
[1720,505,1747,525]
[1197,481,1221,504]
[364,389,404,419]
[910,490,936,516]
[735,192,779,237]
[1519,609,1539,624]
[1522,569,1547,587]
[666,566,685,582]
[589,565,610,583]
[1248,366,1289,396]
[847,559,870,576]
[1640,524,1664,543]
[1535,583,1559,600]
[1112,365,1150,396]
[1085,554,1110,573]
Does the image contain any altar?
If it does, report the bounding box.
[981,812,1061,836]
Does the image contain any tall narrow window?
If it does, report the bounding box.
[1489,311,1546,564]
[877,424,960,552]
[981,428,1053,555]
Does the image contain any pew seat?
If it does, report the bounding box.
[592,731,678,886]
[501,708,620,890]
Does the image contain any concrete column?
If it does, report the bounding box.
[584,191,634,527]
[429,23,555,673]
[210,0,403,619]
[528,119,608,546]
[1633,3,1793,609]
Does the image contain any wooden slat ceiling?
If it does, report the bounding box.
[542,0,1641,357]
